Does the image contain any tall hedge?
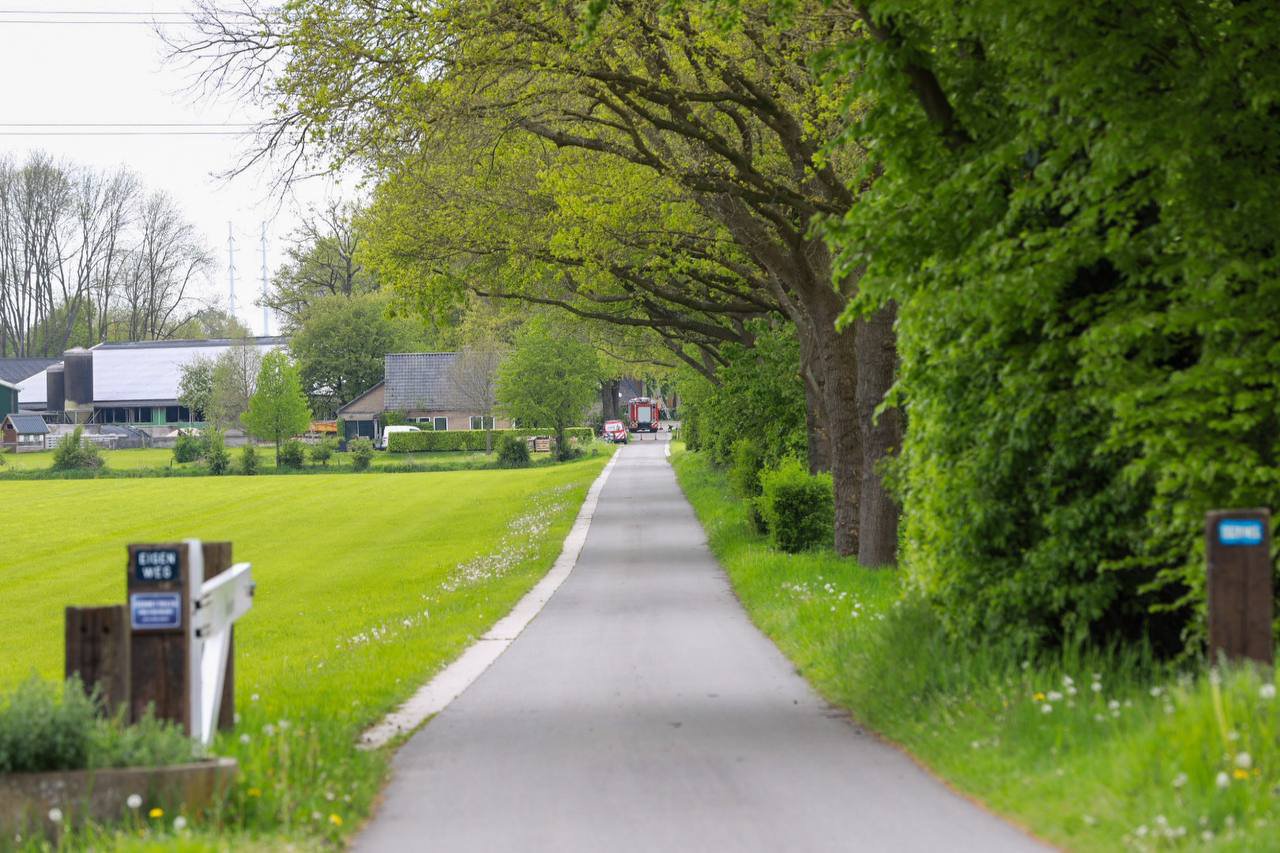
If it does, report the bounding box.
[387,427,593,453]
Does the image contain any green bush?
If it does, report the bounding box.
[239,443,259,475]
[173,433,201,464]
[496,433,531,468]
[0,676,196,773]
[387,427,593,453]
[757,458,834,553]
[51,426,104,471]
[310,437,336,466]
[730,439,767,533]
[202,428,231,475]
[278,439,306,468]
[349,438,374,471]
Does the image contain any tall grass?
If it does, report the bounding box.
[673,447,1279,851]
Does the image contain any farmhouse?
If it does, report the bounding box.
[338,353,510,444]
[16,337,286,431]
[2,413,49,452]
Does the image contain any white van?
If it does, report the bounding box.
[379,424,422,450]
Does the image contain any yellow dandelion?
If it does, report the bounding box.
[247,788,262,798]
[329,813,344,827]
[149,807,164,819]
[1233,768,1249,780]
[1032,692,1046,702]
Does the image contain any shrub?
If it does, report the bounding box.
[757,458,834,553]
[387,427,593,453]
[729,438,765,498]
[496,433,531,468]
[278,439,306,468]
[349,438,374,471]
[239,444,259,475]
[203,428,231,475]
[51,426,104,471]
[173,433,201,464]
[0,676,196,773]
[310,437,336,466]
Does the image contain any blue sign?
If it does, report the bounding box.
[1218,519,1265,547]
[130,592,182,630]
[134,548,181,583]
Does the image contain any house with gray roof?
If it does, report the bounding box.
[0,358,59,387]
[2,412,50,453]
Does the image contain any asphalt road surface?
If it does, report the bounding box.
[356,438,1044,852]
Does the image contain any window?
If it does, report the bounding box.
[433,416,448,431]
[469,416,494,430]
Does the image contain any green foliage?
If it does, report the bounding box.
[382,411,409,427]
[50,427,104,472]
[348,438,374,471]
[177,356,214,422]
[203,427,231,475]
[756,458,833,553]
[239,443,260,476]
[310,437,337,466]
[387,428,593,453]
[278,439,307,469]
[729,438,767,533]
[0,676,194,773]
[243,351,313,453]
[496,316,600,461]
[496,433,531,469]
[173,433,201,464]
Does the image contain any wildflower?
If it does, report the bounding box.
[248,788,262,798]
[1032,692,1046,702]
[48,808,63,824]
[1135,825,1148,837]
[240,733,251,745]
[1216,772,1230,789]
[1041,703,1053,714]
[1091,681,1102,693]
[1233,768,1249,780]
[1082,815,1096,826]
[1047,690,1063,702]
[1108,699,1121,711]
[329,814,344,827]
[1150,686,1163,698]
[263,723,276,737]
[1021,660,1030,670]
[173,816,187,831]
[126,794,142,810]
[1173,773,1188,788]
[1261,683,1277,701]
[1235,752,1252,770]
[1202,831,1215,842]
[1062,675,1074,687]
[279,719,290,731]
[149,807,164,819]
[251,693,260,702]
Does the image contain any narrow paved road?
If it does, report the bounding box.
[357,439,1042,852]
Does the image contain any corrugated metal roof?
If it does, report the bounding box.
[17,338,287,408]
[384,353,470,412]
[4,413,49,434]
[0,358,58,385]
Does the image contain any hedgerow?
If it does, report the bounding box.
[387,428,593,453]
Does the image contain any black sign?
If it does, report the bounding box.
[134,548,181,583]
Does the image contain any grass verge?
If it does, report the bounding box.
[672,445,1279,852]
[0,450,612,849]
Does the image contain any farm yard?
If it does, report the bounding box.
[0,453,611,845]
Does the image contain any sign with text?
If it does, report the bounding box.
[1218,518,1265,547]
[1206,508,1273,666]
[133,548,182,583]
[130,592,182,630]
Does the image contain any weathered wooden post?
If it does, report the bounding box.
[65,605,130,715]
[1206,509,1274,666]
[127,542,198,731]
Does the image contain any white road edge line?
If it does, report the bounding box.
[358,449,622,750]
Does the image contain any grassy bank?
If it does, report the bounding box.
[672,446,1279,852]
[0,451,611,848]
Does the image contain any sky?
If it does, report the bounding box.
[0,2,354,337]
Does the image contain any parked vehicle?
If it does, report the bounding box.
[602,419,629,443]
[627,397,660,433]
[379,424,421,450]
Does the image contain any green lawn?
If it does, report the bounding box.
[672,445,1279,852]
[0,453,610,847]
[0,446,531,474]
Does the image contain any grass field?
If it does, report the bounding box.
[0,452,611,847]
[672,446,1280,852]
[0,446,539,474]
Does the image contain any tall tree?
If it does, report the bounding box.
[264,200,376,331]
[243,349,312,457]
[496,316,599,461]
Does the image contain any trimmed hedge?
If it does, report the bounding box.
[387,427,593,453]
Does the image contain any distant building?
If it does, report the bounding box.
[2,413,49,453]
[16,337,287,430]
[337,353,510,444]
[0,379,19,418]
[0,358,59,387]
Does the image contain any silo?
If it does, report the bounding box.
[62,348,94,422]
[46,364,65,413]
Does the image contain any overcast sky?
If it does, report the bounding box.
[0,2,351,336]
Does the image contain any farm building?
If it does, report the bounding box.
[2,413,49,452]
[17,337,286,431]
[338,353,510,444]
[0,379,18,417]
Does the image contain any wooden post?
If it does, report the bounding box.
[65,605,130,716]
[201,541,236,732]
[127,543,194,731]
[1206,509,1274,666]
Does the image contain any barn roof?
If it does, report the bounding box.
[4,413,49,434]
[384,353,470,412]
[0,358,58,385]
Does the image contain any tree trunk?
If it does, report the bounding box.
[795,322,831,474]
[854,302,902,567]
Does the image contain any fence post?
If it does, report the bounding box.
[127,542,199,731]
[65,605,129,715]
[1206,508,1274,666]
[201,541,237,732]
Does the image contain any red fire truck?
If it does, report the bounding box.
[627,397,660,433]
